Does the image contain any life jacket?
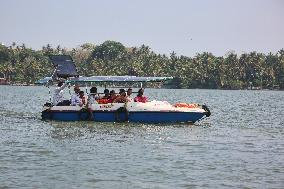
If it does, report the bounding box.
[107,95,118,103]
[174,103,198,108]
[134,96,147,103]
[97,98,109,104]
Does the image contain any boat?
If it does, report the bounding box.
[38,55,211,123]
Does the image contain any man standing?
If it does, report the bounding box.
[53,81,68,106]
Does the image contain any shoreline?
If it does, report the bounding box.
[1,84,282,91]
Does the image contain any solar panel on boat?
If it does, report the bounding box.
[49,55,79,78]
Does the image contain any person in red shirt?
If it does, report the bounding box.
[98,89,110,104]
[134,88,148,103]
[113,89,127,103]
[108,90,118,103]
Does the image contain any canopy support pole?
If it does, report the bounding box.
[68,83,71,99]
[48,85,52,103]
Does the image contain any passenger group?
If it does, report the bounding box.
[53,84,148,106]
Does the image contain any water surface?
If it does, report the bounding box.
[0,86,283,188]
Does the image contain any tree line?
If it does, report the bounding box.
[0,41,283,89]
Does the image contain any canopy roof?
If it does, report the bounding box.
[35,77,52,85]
[35,76,173,85]
[67,76,173,83]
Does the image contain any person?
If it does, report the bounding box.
[79,91,87,106]
[97,89,110,104]
[87,86,99,106]
[71,86,81,106]
[102,89,110,99]
[134,88,148,103]
[108,90,118,103]
[126,88,133,102]
[113,89,127,103]
[86,87,98,120]
[53,81,69,106]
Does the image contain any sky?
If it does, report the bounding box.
[0,0,284,56]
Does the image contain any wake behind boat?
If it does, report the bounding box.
[38,55,211,123]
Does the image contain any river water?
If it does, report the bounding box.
[0,86,283,188]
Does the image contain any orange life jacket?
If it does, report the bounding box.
[174,103,198,108]
[97,98,109,104]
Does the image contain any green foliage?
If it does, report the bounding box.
[0,44,10,62]
[0,41,283,89]
[92,41,126,61]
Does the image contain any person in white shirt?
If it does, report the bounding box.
[87,87,99,107]
[86,87,99,120]
[53,81,68,106]
[126,88,134,102]
[71,86,81,106]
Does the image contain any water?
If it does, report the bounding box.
[0,86,283,188]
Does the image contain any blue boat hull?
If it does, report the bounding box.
[42,110,206,123]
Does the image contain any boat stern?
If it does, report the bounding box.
[201,104,211,117]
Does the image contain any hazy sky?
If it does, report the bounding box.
[0,0,283,56]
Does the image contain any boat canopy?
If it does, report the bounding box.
[35,55,173,85]
[35,76,173,85]
[67,76,173,83]
[35,77,53,85]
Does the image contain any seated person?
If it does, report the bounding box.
[134,88,148,103]
[71,86,81,106]
[102,89,110,99]
[126,88,133,102]
[113,89,127,103]
[97,89,110,104]
[79,91,87,106]
[108,90,118,103]
[88,87,99,106]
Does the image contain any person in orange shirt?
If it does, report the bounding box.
[98,89,110,104]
